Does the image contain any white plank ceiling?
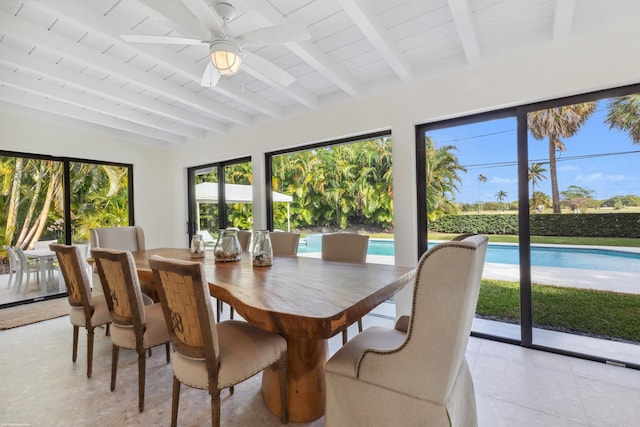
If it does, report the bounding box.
[0,0,637,147]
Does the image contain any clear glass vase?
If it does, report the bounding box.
[214,229,242,262]
[252,230,273,267]
[190,234,205,258]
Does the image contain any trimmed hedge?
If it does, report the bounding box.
[429,213,640,238]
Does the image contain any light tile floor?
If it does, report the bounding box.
[2,301,640,426]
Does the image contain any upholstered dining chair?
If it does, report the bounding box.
[235,229,252,252]
[213,229,252,321]
[269,231,300,256]
[321,233,369,344]
[89,225,146,252]
[324,234,488,427]
[50,243,112,378]
[91,247,171,413]
[148,255,289,427]
[90,225,157,301]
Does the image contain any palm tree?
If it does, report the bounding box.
[495,190,508,211]
[605,94,640,144]
[527,102,596,213]
[425,137,466,220]
[528,162,548,201]
[477,174,487,213]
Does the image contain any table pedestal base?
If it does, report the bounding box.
[262,336,328,422]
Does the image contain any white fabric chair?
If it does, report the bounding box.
[321,233,369,343]
[269,231,300,256]
[90,226,146,252]
[235,229,252,252]
[324,234,488,427]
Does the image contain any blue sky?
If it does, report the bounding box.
[425,100,640,205]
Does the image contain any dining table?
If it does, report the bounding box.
[23,248,57,291]
[132,247,415,422]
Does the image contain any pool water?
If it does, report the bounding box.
[297,235,640,273]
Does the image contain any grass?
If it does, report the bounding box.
[477,279,640,343]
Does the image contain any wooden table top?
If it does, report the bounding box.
[132,247,414,339]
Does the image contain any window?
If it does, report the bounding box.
[1,151,133,307]
[187,157,252,245]
[266,131,393,262]
[416,83,640,365]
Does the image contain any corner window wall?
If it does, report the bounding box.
[1,152,133,307]
[416,83,640,366]
[266,131,393,262]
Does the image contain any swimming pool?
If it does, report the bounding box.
[297,235,640,273]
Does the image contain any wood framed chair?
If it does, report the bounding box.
[50,243,111,378]
[324,234,488,427]
[269,231,300,256]
[149,255,288,427]
[91,247,171,412]
[321,233,369,344]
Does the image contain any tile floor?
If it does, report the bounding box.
[2,301,640,427]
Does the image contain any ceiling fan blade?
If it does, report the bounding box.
[180,0,225,35]
[121,34,207,46]
[242,52,295,87]
[200,62,221,87]
[236,24,310,47]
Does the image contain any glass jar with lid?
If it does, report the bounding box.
[252,230,273,267]
[214,229,242,262]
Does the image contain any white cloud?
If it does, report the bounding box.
[575,173,628,182]
[491,177,517,184]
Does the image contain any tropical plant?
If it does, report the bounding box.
[605,94,640,144]
[495,190,508,211]
[527,102,597,213]
[560,185,595,213]
[477,174,487,213]
[528,162,548,210]
[424,137,466,220]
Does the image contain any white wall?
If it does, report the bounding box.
[0,109,172,249]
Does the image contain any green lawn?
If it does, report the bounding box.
[477,279,640,343]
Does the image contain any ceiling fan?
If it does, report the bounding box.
[121,1,310,87]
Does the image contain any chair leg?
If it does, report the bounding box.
[72,325,79,363]
[87,327,95,378]
[165,342,171,363]
[211,390,221,427]
[230,306,234,319]
[138,350,146,412]
[216,300,221,323]
[171,376,180,427]
[357,318,363,332]
[111,345,119,391]
[278,353,288,424]
[342,329,348,345]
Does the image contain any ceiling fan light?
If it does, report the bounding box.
[210,40,242,76]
